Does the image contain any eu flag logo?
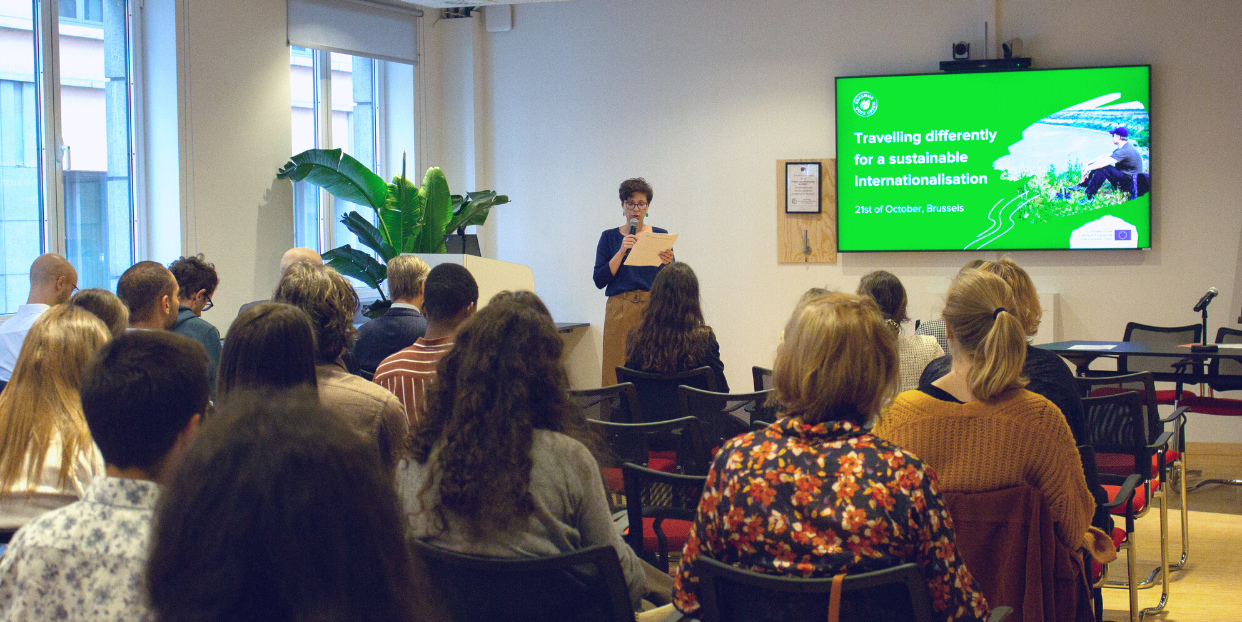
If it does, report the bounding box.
[1115,230,1132,241]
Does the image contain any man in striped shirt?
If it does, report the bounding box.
[374,263,478,426]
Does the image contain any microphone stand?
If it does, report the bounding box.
[1192,305,1217,353]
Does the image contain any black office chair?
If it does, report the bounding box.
[621,462,707,572]
[678,386,774,450]
[693,557,1013,622]
[1081,391,1172,621]
[588,417,710,503]
[570,382,642,423]
[1176,328,1242,492]
[751,366,773,392]
[410,539,635,622]
[1080,444,1143,622]
[615,366,717,423]
[1113,322,1202,403]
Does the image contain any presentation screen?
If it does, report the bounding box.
[836,66,1151,251]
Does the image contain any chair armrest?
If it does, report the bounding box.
[1160,405,1190,424]
[989,605,1014,622]
[1148,430,1174,451]
[1100,474,1142,511]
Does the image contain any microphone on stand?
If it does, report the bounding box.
[1193,287,1219,313]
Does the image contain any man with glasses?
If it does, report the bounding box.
[169,254,221,397]
[592,177,675,386]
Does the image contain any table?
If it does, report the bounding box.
[1036,340,1242,383]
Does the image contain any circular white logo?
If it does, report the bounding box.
[853,91,878,117]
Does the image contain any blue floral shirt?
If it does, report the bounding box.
[0,476,160,621]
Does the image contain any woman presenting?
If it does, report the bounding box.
[593,178,674,386]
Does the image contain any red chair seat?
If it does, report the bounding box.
[1097,451,1179,480]
[1179,394,1242,416]
[640,517,692,552]
[1087,386,1192,406]
[1103,482,1149,515]
[602,468,624,494]
[602,454,678,495]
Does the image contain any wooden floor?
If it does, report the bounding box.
[1099,445,1242,621]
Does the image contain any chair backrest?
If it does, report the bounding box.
[621,462,707,569]
[570,382,642,423]
[1076,372,1161,446]
[1079,391,1150,479]
[410,539,634,622]
[1209,327,1242,392]
[615,365,717,423]
[693,557,936,622]
[679,386,775,449]
[752,366,773,392]
[1119,322,1202,377]
[587,416,709,476]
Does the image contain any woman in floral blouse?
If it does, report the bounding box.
[673,292,991,621]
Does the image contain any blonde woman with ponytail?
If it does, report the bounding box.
[873,270,1095,549]
[0,305,110,529]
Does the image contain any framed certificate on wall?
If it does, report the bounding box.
[785,162,822,214]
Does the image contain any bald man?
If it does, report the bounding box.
[0,254,78,382]
[237,248,323,318]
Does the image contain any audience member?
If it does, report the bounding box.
[857,270,944,392]
[672,293,990,620]
[217,302,318,398]
[169,254,222,395]
[147,388,436,622]
[399,295,676,616]
[0,306,109,530]
[374,263,477,425]
[918,258,1110,531]
[624,262,728,391]
[117,261,180,330]
[0,254,77,383]
[875,269,1097,550]
[355,255,431,375]
[273,263,407,468]
[70,288,129,337]
[915,258,985,351]
[236,247,323,317]
[0,331,206,620]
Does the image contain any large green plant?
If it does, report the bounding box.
[276,148,508,316]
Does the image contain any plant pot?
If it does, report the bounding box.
[444,233,481,256]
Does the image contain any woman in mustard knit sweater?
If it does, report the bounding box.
[874,269,1095,549]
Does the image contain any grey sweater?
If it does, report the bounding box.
[397,430,646,603]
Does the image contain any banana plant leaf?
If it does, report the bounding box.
[277,148,390,216]
[340,211,398,262]
[380,174,426,254]
[416,167,452,254]
[322,245,387,293]
[446,191,510,233]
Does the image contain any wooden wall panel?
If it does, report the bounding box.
[776,159,837,264]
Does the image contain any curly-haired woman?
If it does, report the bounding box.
[398,292,675,616]
[624,261,727,391]
[673,293,990,621]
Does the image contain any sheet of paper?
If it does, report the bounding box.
[624,231,677,267]
[1177,343,1242,349]
[1068,344,1117,351]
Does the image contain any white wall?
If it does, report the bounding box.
[427,0,1242,441]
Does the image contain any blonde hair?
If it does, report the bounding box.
[387,255,431,302]
[773,293,898,426]
[943,270,1029,402]
[980,258,1041,337]
[0,305,110,492]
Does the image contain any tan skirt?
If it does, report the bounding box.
[602,290,650,386]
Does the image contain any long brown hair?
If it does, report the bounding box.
[410,294,586,536]
[625,262,711,373]
[0,305,110,491]
[943,270,1029,401]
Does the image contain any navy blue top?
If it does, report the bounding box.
[353,306,428,374]
[593,226,669,297]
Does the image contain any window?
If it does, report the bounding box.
[0,0,136,312]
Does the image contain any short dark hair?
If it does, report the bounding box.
[218,303,318,397]
[81,331,208,470]
[147,388,434,622]
[856,270,909,327]
[169,254,220,299]
[421,263,478,323]
[70,288,129,337]
[272,264,359,364]
[618,177,653,204]
[117,261,177,323]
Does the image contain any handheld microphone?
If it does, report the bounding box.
[1193,287,1219,313]
[628,218,638,236]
